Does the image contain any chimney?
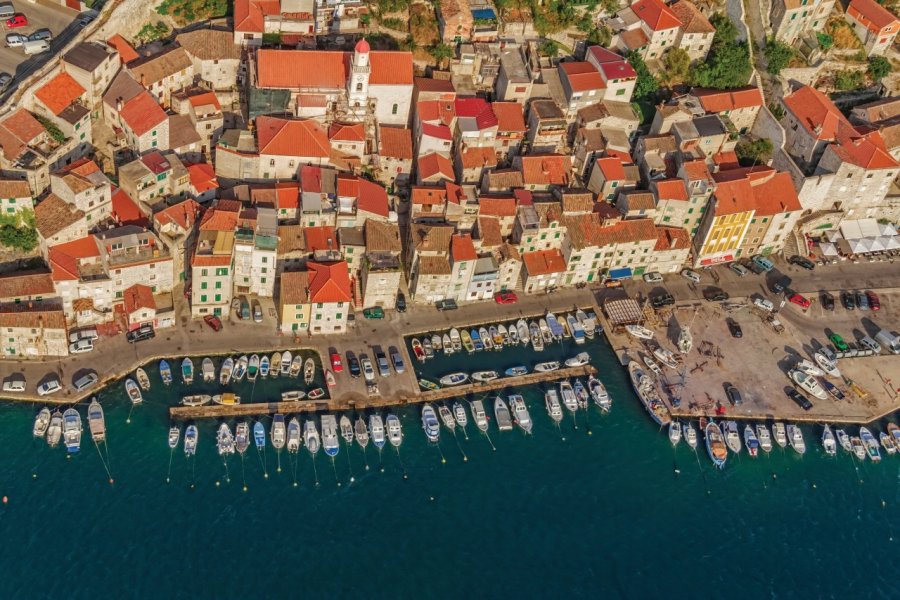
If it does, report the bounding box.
[116,97,123,111]
[670,232,677,250]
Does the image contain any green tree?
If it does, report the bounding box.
[539,39,561,57]
[868,55,892,80]
[663,47,690,84]
[0,210,37,253]
[689,13,752,88]
[429,43,454,68]
[156,0,228,24]
[763,37,794,75]
[735,138,773,166]
[834,69,865,91]
[626,50,658,101]
[136,21,169,44]
[816,32,834,50]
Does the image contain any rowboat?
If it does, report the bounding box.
[471,400,489,431]
[271,414,286,450]
[479,327,493,351]
[822,380,845,400]
[33,407,50,438]
[386,414,403,447]
[470,329,483,352]
[159,360,172,385]
[494,396,513,431]
[307,388,326,400]
[88,399,105,443]
[588,375,610,411]
[546,313,564,340]
[184,425,197,456]
[545,389,563,423]
[682,421,697,449]
[489,325,502,348]
[181,394,212,406]
[181,358,194,385]
[881,431,897,455]
[212,393,240,405]
[822,425,837,456]
[259,355,270,378]
[254,421,266,450]
[290,355,302,379]
[235,422,250,455]
[642,355,662,376]
[787,424,806,455]
[270,352,281,377]
[280,350,293,376]
[566,314,585,345]
[517,319,529,345]
[418,378,440,391]
[232,355,248,381]
[439,372,469,387]
[47,410,62,447]
[423,336,435,358]
[325,370,336,388]
[442,333,452,355]
[135,368,150,391]
[705,421,727,469]
[450,328,462,352]
[628,361,671,426]
[471,370,499,382]
[421,404,440,442]
[432,334,443,354]
[813,352,840,378]
[559,381,578,414]
[534,361,560,373]
[125,378,143,404]
[564,352,589,367]
[354,416,369,448]
[509,395,532,434]
[625,324,654,340]
[744,425,759,457]
[412,338,426,362]
[539,319,552,344]
[505,366,528,377]
[724,421,742,454]
[289,418,303,453]
[322,415,340,457]
[63,408,82,454]
[219,357,234,385]
[756,424,773,453]
[280,390,306,401]
[790,369,827,400]
[860,427,881,462]
[773,422,787,448]
[653,347,679,370]
[201,358,215,383]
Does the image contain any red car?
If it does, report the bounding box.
[203,315,222,332]
[494,291,518,304]
[788,293,810,309]
[866,290,880,311]
[330,352,343,373]
[7,15,28,28]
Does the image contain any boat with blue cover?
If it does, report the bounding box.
[159,360,173,385]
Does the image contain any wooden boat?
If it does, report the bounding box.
[860,427,881,462]
[517,319,529,345]
[307,387,326,400]
[412,337,426,361]
[471,370,499,382]
[773,422,787,448]
[559,381,578,414]
[232,355,248,381]
[219,357,234,385]
[850,435,866,460]
[505,366,528,377]
[439,372,469,387]
[47,410,62,448]
[668,421,682,446]
[235,422,250,455]
[470,329,484,352]
[564,352,589,367]
[790,369,827,400]
[322,415,340,457]
[625,324,654,340]
[442,333,452,355]
[280,350,293,376]
[653,347,679,370]
[822,425,837,456]
[545,389,563,423]
[159,360,172,385]
[421,404,440,442]
[534,361,560,373]
[386,414,403,447]
[216,423,235,456]
[705,421,727,469]
[546,313,564,340]
[882,431,898,455]
[756,424,773,453]
[289,418,303,453]
[280,390,306,401]
[787,424,806,455]
[63,408,82,454]
[744,425,759,457]
[270,352,281,378]
[479,327,493,351]
[509,395,532,434]
[471,400,489,432]
[682,421,698,449]
[567,314,586,345]
[822,380,845,400]
[292,355,305,379]
[183,425,197,456]
[340,415,353,444]
[423,336,434,358]
[354,416,370,448]
[325,370,336,388]
[642,355,662,375]
[33,407,51,438]
[259,355,270,378]
[271,414,286,450]
[418,378,440,391]
[181,358,194,385]
[135,368,151,391]
[496,324,508,346]
[449,328,462,352]
[493,396,513,431]
[539,319,553,344]
[452,402,468,428]
[530,321,544,351]
[247,354,260,381]
[181,394,212,406]
[431,334,443,354]
[87,399,105,443]
[201,358,215,383]
[813,352,841,378]
[628,361,671,426]
[724,421,742,454]
[125,378,143,405]
[212,393,240,405]
[588,375,610,411]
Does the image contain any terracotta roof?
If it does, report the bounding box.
[632,0,682,31]
[188,91,221,112]
[748,170,802,215]
[199,207,239,232]
[415,77,455,93]
[654,178,689,201]
[561,190,595,213]
[0,271,55,299]
[853,97,900,122]
[523,249,567,276]
[234,0,280,33]
[106,34,139,64]
[123,284,155,314]
[848,0,900,33]
[191,254,232,267]
[277,224,305,255]
[410,224,454,252]
[307,260,352,303]
[304,225,338,253]
[421,122,453,141]
[255,49,413,88]
[176,29,242,61]
[479,195,517,217]
[119,91,167,136]
[622,191,656,210]
[559,61,605,93]
[561,213,604,249]
[0,179,31,198]
[35,194,85,239]
[459,146,498,169]
[654,226,691,251]
[681,159,712,182]
[111,187,148,227]
[128,46,192,87]
[328,122,365,142]
[418,255,452,275]
[418,100,456,126]
[783,85,853,141]
[35,72,86,116]
[670,0,715,33]
[187,163,219,194]
[365,220,402,253]
[455,98,498,129]
[256,116,330,157]
[48,235,100,281]
[379,126,413,159]
[476,216,503,247]
[692,86,763,113]
[154,199,202,230]
[451,234,478,262]
[280,270,310,305]
[587,47,637,79]
[595,156,626,181]
[411,186,447,205]
[491,101,527,132]
[830,129,899,170]
[519,154,571,186]
[368,52,416,85]
[595,218,658,246]
[0,109,45,162]
[419,152,455,182]
[483,169,524,191]
[619,28,650,50]
[0,308,66,330]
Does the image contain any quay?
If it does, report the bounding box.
[169,365,596,420]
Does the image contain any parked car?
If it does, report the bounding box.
[362,306,384,319]
[650,292,675,309]
[821,292,835,311]
[859,335,882,354]
[203,315,222,331]
[494,291,518,304]
[73,372,98,392]
[346,351,360,377]
[788,255,815,270]
[829,333,849,352]
[27,28,52,42]
[2,378,25,393]
[5,32,25,47]
[681,269,701,283]
[389,346,405,373]
[0,71,10,91]
[329,351,343,373]
[126,324,155,343]
[68,338,94,354]
[374,347,390,377]
[252,300,263,323]
[786,387,813,410]
[239,296,250,320]
[726,385,743,406]
[435,299,458,311]
[642,272,663,283]
[772,275,792,294]
[751,255,775,272]
[359,353,375,383]
[729,263,750,277]
[703,288,729,302]
[752,296,774,312]
[866,290,880,311]
[841,291,856,310]
[396,292,406,313]
[788,293,810,309]
[68,327,98,344]
[6,14,28,28]
[727,319,743,338]
[855,290,869,311]
[37,378,62,396]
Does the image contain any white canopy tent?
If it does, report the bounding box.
[824,219,900,255]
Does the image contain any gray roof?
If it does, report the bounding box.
[63,42,114,72]
[102,70,144,109]
[500,48,529,83]
[694,114,726,137]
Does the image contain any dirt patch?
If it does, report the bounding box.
[826,17,862,51]
[409,2,439,47]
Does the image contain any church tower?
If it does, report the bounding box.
[348,38,371,109]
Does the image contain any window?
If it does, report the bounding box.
[356,82,363,92]
[270,159,275,166]
[316,303,323,308]
[201,282,208,290]
[200,294,207,302]
[616,89,625,96]
[201,269,208,276]
[336,313,342,320]
[392,104,398,115]
[215,281,221,289]
[215,294,221,302]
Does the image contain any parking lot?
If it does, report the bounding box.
[0,0,83,87]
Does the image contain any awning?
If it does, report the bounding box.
[607,267,633,280]
[603,298,643,326]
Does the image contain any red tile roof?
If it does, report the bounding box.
[783,85,853,141]
[670,0,715,34]
[418,100,456,126]
[681,159,712,182]
[421,122,453,141]
[713,150,740,170]
[328,122,365,142]
[415,77,456,93]
[0,109,46,162]
[848,0,900,33]
[595,156,626,180]
[191,254,232,267]
[654,178,689,200]
[256,116,330,158]
[411,186,447,205]
[654,226,691,251]
[459,146,498,169]
[356,178,389,218]
[199,207,238,232]
[107,34,140,64]
[0,271,55,299]
[304,225,338,253]
[234,0,280,33]
[275,182,300,209]
[256,49,413,89]
[188,91,221,111]
[368,52,415,85]
[455,97,498,129]
[111,187,148,227]
[595,218,658,246]
[491,101,527,132]
[35,72,86,116]
[587,46,637,79]
[379,126,413,159]
[632,0,683,31]
[451,234,478,261]
[479,196,517,217]
[523,249,567,276]
[520,154,571,186]
[831,129,899,170]
[48,236,100,281]
[119,91,167,136]
[692,86,763,113]
[711,166,803,216]
[187,163,219,194]
[154,199,202,230]
[307,260,352,303]
[560,61,605,93]
[123,283,155,314]
[418,152,455,182]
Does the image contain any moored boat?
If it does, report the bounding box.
[259,355,270,378]
[423,336,435,358]
[879,431,896,455]
[850,435,866,460]
[33,407,51,439]
[705,421,728,468]
[545,389,563,423]
[539,319,553,344]
[235,422,250,455]
[530,321,543,351]
[822,379,845,400]
[281,390,306,401]
[212,393,240,405]
[559,381,578,414]
[369,414,386,449]
[290,354,303,379]
[135,368,151,391]
[668,421,682,446]
[460,330,475,354]
[184,425,197,456]
[339,415,353,445]
[452,402,468,428]
[412,338,426,362]
[219,357,234,385]
[307,387,326,400]
[534,361,560,373]
[201,358,215,383]
[835,428,852,453]
[744,425,759,457]
[505,366,528,377]
[642,355,662,376]
[354,416,369,448]
[159,360,173,385]
[507,323,518,345]
[471,400,489,431]
[232,355,248,381]
[289,418,303,453]
[573,379,589,409]
[773,422,787,448]
[494,396,513,431]
[439,372,469,387]
[787,424,806,455]
[418,378,440,391]
[442,333,453,355]
[682,421,697,449]
[471,329,484,352]
[546,313,564,340]
[325,370,336,388]
[495,324,507,346]
[479,327,493,351]
[322,415,340,457]
[437,404,456,431]
[822,425,837,456]
[216,423,235,456]
[270,352,281,377]
[421,404,440,442]
[890,423,900,449]
[628,361,671,426]
[471,370,499,383]
[509,394,532,434]
[860,427,881,462]
[449,328,462,352]
[567,314,585,345]
[280,351,293,376]
[271,414,286,450]
[724,421,741,454]
[181,358,194,385]
[47,410,62,448]
[432,334,443,354]
[625,324,654,340]
[564,352,590,367]
[88,399,105,443]
[386,414,403,447]
[588,375,610,411]
[517,319,529,345]
[302,357,314,382]
[125,378,143,405]
[254,421,266,449]
[756,424,773,453]
[181,394,212,406]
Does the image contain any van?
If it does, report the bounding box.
[874,329,900,354]
[23,40,50,55]
[752,296,774,312]
[73,372,98,392]
[859,335,882,354]
[0,4,15,19]
[751,255,775,272]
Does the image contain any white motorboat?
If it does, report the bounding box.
[212,393,240,405]
[860,427,881,462]
[850,435,866,460]
[559,381,579,414]
[705,420,727,469]
[743,425,759,457]
[723,421,741,454]
[677,326,692,355]
[539,319,553,345]
[442,333,452,355]
[439,372,469,387]
[471,370,499,383]
[531,321,544,351]
[494,397,513,431]
[576,309,596,339]
[386,414,403,447]
[773,422,787,448]
[567,314,586,345]
[181,358,194,385]
[668,421,681,446]
[321,415,340,457]
[302,357,314,382]
[219,357,234,385]
[534,361,560,373]
[642,355,662,376]
[181,394,212,407]
[795,359,824,377]
[340,415,353,445]
[822,425,837,456]
[497,323,509,346]
[235,422,250,455]
[216,423,235,456]
[787,424,806,455]
[281,390,306,401]
[437,405,456,431]
[125,378,143,405]
[432,334,443,354]
[471,400,489,432]
[564,352,590,368]
[232,355,248,381]
[280,350,293,376]
[449,328,462,352]
[625,324,654,340]
[588,375,611,411]
[813,352,840,378]
[47,410,62,448]
[184,425,197,456]
[452,402,468,428]
[135,368,151,391]
[354,416,369,448]
[369,414,386,449]
[303,419,319,456]
[201,358,215,383]
[627,362,671,426]
[517,319,529,345]
[545,389,563,423]
[682,421,697,449]
[879,431,896,455]
[259,355,270,378]
[285,418,301,453]
[167,426,180,450]
[790,369,827,400]
[835,428,852,453]
[421,404,440,442]
[271,414,286,450]
[33,407,51,438]
[756,424,773,453]
[290,355,303,379]
[653,347,679,370]
[509,394,532,434]
[87,399,105,443]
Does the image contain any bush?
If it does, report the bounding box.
[816,32,834,50]
[34,115,64,144]
[136,21,169,44]
[156,0,228,24]
[626,50,658,101]
[540,39,561,57]
[834,69,865,91]
[763,37,794,75]
[380,17,407,31]
[768,102,785,120]
[689,13,752,88]
[868,55,892,81]
[0,210,37,253]
[735,138,773,166]
[663,48,690,84]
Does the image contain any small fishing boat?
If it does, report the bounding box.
[212,393,240,405]
[860,427,881,462]
[219,357,234,385]
[135,368,150,391]
[201,358,215,383]
[181,394,212,406]
[442,333,453,355]
[588,375,610,411]
[668,421,682,446]
[795,359,824,377]
[567,314,586,345]
[471,400,489,432]
[281,390,306,401]
[325,370,336,389]
[509,395,532,434]
[421,404,440,442]
[628,362,671,426]
[259,355,270,378]
[530,321,544,351]
[822,379,845,400]
[339,415,353,444]
[232,355,248,381]
[386,414,403,447]
[47,410,62,448]
[216,423,235,456]
[354,416,369,448]
[411,338,425,362]
[184,425,197,456]
[159,360,173,385]
[545,389,563,423]
[418,378,440,391]
[682,421,697,449]
[253,421,266,450]
[835,428,852,453]
[517,319,529,345]
[280,351,293,376]
[539,319,553,344]
[724,421,741,454]
[439,372,469,387]
[271,414,286,450]
[653,347,679,370]
[677,327,692,355]
[787,424,806,455]
[573,379,589,409]
[292,355,305,379]
[505,366,528,377]
[534,361,560,373]
[880,431,896,455]
[625,324,654,340]
[270,352,281,377]
[546,313,564,340]
[480,327,494,351]
[559,381,579,414]
[494,396,513,431]
[756,424,773,453]
[33,407,50,438]
[471,370,499,383]
[450,328,462,352]
[369,414,386,449]
[890,423,900,448]
[181,358,194,385]
[289,418,303,454]
[307,388,326,400]
[88,399,105,443]
[789,369,827,400]
[168,426,180,450]
[705,421,728,469]
[813,352,840,378]
[460,330,475,354]
[423,336,435,358]
[744,425,759,457]
[496,324,508,346]
[564,352,590,368]
[471,329,484,352]
[247,354,260,382]
[432,334,443,354]
[576,310,596,339]
[773,422,787,448]
[850,435,866,460]
[642,355,662,376]
[437,405,456,431]
[235,422,250,455]
[822,425,837,456]
[125,378,143,405]
[507,324,518,345]
[322,415,340,457]
[452,402,468,428]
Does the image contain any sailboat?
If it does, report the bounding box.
[87,399,105,443]
[201,358,215,383]
[280,351,293,376]
[219,357,234,385]
[135,368,151,391]
[181,358,194,385]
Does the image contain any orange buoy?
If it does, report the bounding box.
[2,496,7,504]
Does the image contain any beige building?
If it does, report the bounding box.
[0,308,68,358]
[279,270,311,334]
[771,0,835,44]
[648,226,692,273]
[0,179,33,217]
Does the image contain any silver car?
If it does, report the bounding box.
[681,268,701,283]
[359,353,375,383]
[6,33,26,47]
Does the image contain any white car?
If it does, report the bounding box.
[68,338,94,354]
[752,296,774,312]
[37,378,62,396]
[359,353,375,383]
[681,268,701,283]
[2,378,25,393]
[642,272,663,284]
[68,328,98,344]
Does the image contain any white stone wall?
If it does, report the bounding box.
[310,301,349,334]
[0,324,68,357]
[373,84,413,126]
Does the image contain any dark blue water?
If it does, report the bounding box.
[1,335,898,598]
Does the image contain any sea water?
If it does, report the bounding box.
[0,337,897,598]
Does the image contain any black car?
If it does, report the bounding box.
[28,28,52,42]
[435,299,458,311]
[650,292,675,309]
[841,290,856,310]
[346,351,360,378]
[788,255,815,270]
[786,387,813,410]
[396,292,407,313]
[727,319,743,338]
[126,325,155,343]
[821,292,835,311]
[703,288,729,302]
[772,275,792,294]
[726,385,743,406]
